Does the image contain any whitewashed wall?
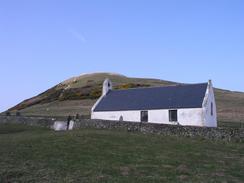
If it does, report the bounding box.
[148,108,203,126]
[91,108,205,127]
[202,82,217,127]
[91,110,141,122]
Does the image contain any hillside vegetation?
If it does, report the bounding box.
[7,73,244,123]
[0,124,243,182]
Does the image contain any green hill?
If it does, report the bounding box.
[7,72,244,124]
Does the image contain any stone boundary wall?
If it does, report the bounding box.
[0,116,56,128]
[0,116,244,142]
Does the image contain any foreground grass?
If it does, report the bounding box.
[0,124,243,183]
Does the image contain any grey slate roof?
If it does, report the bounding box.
[94,83,208,112]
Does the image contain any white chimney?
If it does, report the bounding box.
[102,78,112,96]
[208,79,213,88]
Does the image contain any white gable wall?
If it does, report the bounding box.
[91,78,112,112]
[202,81,217,127]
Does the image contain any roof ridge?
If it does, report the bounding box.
[112,82,208,92]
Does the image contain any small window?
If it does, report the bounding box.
[141,111,148,122]
[211,102,213,116]
[169,110,178,122]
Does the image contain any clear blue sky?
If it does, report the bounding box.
[0,0,244,112]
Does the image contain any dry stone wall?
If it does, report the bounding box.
[0,116,243,142]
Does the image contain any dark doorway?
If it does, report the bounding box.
[119,116,123,121]
[169,110,178,122]
[141,111,148,122]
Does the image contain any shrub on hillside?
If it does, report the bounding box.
[115,83,151,90]
[89,89,102,99]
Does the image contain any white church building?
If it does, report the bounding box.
[91,79,217,127]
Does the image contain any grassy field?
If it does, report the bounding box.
[0,124,243,183]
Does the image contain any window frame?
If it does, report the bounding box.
[141,111,148,122]
[169,110,178,122]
